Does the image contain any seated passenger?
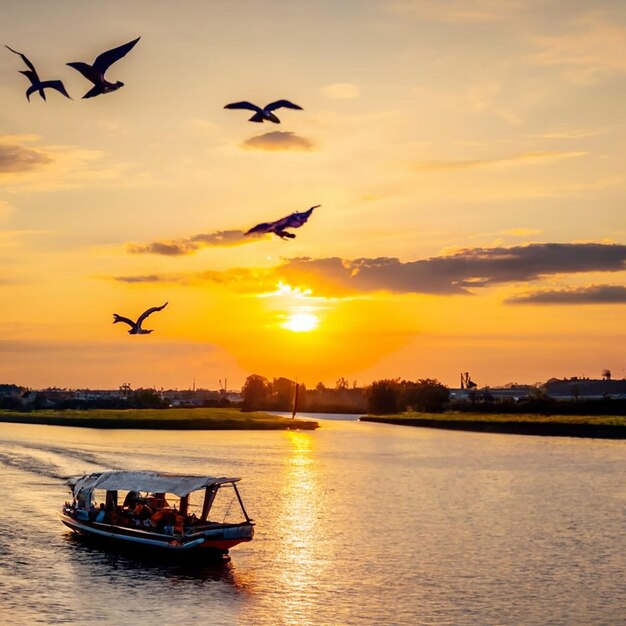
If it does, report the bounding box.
[123,490,141,508]
[149,493,170,509]
[74,507,89,521]
[95,503,106,523]
[150,508,175,531]
[132,502,153,527]
[174,514,185,534]
[88,504,99,521]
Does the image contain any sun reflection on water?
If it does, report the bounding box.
[270,430,328,624]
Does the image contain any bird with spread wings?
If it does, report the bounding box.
[113,302,168,335]
[224,99,303,123]
[5,45,71,101]
[66,37,140,99]
[245,205,320,239]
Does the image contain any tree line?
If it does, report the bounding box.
[242,374,450,414]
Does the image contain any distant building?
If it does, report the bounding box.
[542,378,626,400]
[449,385,536,402]
[161,389,221,407]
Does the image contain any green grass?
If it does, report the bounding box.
[365,412,626,426]
[0,408,318,430]
[360,412,626,438]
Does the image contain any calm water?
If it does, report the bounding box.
[0,416,624,626]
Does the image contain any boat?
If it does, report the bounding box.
[60,470,254,556]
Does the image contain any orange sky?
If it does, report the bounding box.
[1,1,625,389]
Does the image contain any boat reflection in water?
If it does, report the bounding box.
[60,470,254,558]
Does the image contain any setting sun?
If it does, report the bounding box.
[282,313,320,333]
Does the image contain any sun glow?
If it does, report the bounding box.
[259,281,313,299]
[282,312,320,332]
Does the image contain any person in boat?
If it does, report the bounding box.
[148,493,169,509]
[88,503,99,521]
[95,503,106,523]
[123,490,141,508]
[149,507,176,531]
[132,501,153,526]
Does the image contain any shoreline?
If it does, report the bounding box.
[0,408,318,431]
[360,414,626,439]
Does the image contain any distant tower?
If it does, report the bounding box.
[462,372,477,389]
[119,382,131,399]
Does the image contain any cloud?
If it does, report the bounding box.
[115,243,626,297]
[114,274,163,284]
[0,143,51,173]
[321,83,360,99]
[128,229,256,256]
[0,133,124,192]
[241,131,315,152]
[413,151,587,171]
[506,285,626,305]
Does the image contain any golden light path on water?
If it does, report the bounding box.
[273,431,323,625]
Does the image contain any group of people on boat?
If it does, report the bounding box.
[70,490,192,535]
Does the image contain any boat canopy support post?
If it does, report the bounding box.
[201,486,218,521]
[105,490,118,510]
[179,494,189,517]
[233,483,252,523]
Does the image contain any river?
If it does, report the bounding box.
[0,415,623,625]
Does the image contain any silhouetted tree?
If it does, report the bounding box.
[335,377,349,390]
[132,388,165,408]
[400,378,449,413]
[272,377,296,409]
[242,374,272,411]
[366,379,400,415]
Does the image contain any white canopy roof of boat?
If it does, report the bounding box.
[69,471,240,498]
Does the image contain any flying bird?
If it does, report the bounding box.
[113,302,168,334]
[245,205,320,240]
[5,45,71,101]
[224,99,303,123]
[66,36,140,98]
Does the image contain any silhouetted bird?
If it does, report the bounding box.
[67,37,140,98]
[113,302,168,334]
[224,99,302,123]
[5,45,71,101]
[245,205,319,239]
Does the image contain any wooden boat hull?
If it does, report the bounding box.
[60,512,253,554]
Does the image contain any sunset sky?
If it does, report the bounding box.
[1,0,625,390]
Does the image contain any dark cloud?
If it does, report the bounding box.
[0,143,51,173]
[274,243,626,295]
[114,274,163,283]
[505,285,626,305]
[128,230,256,256]
[242,131,315,152]
[113,243,626,296]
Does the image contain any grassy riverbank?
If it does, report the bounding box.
[0,408,318,430]
[360,412,626,439]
